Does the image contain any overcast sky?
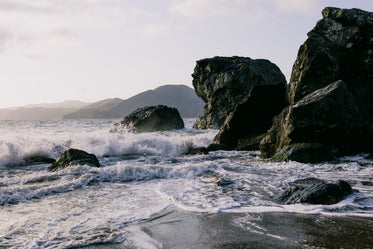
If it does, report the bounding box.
[0,0,372,108]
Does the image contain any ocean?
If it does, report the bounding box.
[0,119,372,249]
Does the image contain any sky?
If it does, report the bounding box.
[0,0,372,108]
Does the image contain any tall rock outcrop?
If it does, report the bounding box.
[288,7,373,115]
[192,56,287,129]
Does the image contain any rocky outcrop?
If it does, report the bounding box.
[110,105,184,133]
[260,81,373,161]
[192,56,287,129]
[279,179,353,205]
[288,7,373,116]
[47,148,100,172]
[211,83,287,150]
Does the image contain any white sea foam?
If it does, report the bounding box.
[0,119,217,168]
[1,119,373,248]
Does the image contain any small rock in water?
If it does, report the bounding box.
[47,148,100,172]
[216,178,234,187]
[279,180,353,205]
[110,105,184,133]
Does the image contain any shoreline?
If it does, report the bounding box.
[84,208,373,249]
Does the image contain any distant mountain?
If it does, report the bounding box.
[0,100,90,120]
[63,85,204,119]
[0,85,204,120]
[0,107,78,120]
[22,100,89,109]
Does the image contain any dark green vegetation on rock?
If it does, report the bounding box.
[47,148,100,172]
[192,56,287,129]
[271,143,337,164]
[110,105,184,133]
[280,179,353,205]
[63,85,204,119]
[288,7,373,115]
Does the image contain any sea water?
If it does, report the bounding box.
[0,119,372,248]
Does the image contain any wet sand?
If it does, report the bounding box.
[86,208,373,249]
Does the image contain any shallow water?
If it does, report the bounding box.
[0,119,372,248]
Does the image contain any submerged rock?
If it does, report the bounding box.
[110,105,184,133]
[47,148,100,172]
[280,180,353,205]
[192,56,287,129]
[288,7,373,116]
[216,178,234,187]
[260,81,373,160]
[186,147,210,155]
[212,83,287,150]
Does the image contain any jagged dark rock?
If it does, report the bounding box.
[212,84,287,150]
[288,7,373,116]
[279,180,353,205]
[47,148,100,172]
[192,56,287,129]
[271,143,337,163]
[110,105,184,133]
[260,81,373,160]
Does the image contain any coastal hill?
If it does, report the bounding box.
[63,85,204,119]
[0,85,204,120]
[0,100,88,120]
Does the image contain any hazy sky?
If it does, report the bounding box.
[0,0,372,108]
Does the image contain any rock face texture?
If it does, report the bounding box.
[271,143,337,164]
[280,179,353,205]
[192,56,287,129]
[48,149,100,172]
[212,83,287,150]
[110,105,184,133]
[288,7,373,116]
[260,81,373,160]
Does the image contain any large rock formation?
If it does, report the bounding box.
[110,105,184,133]
[279,179,353,205]
[192,56,287,129]
[48,148,100,172]
[288,7,373,115]
[211,83,287,150]
[260,81,373,160]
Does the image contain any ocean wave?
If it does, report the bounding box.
[0,127,217,168]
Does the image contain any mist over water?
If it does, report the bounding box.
[0,119,372,248]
